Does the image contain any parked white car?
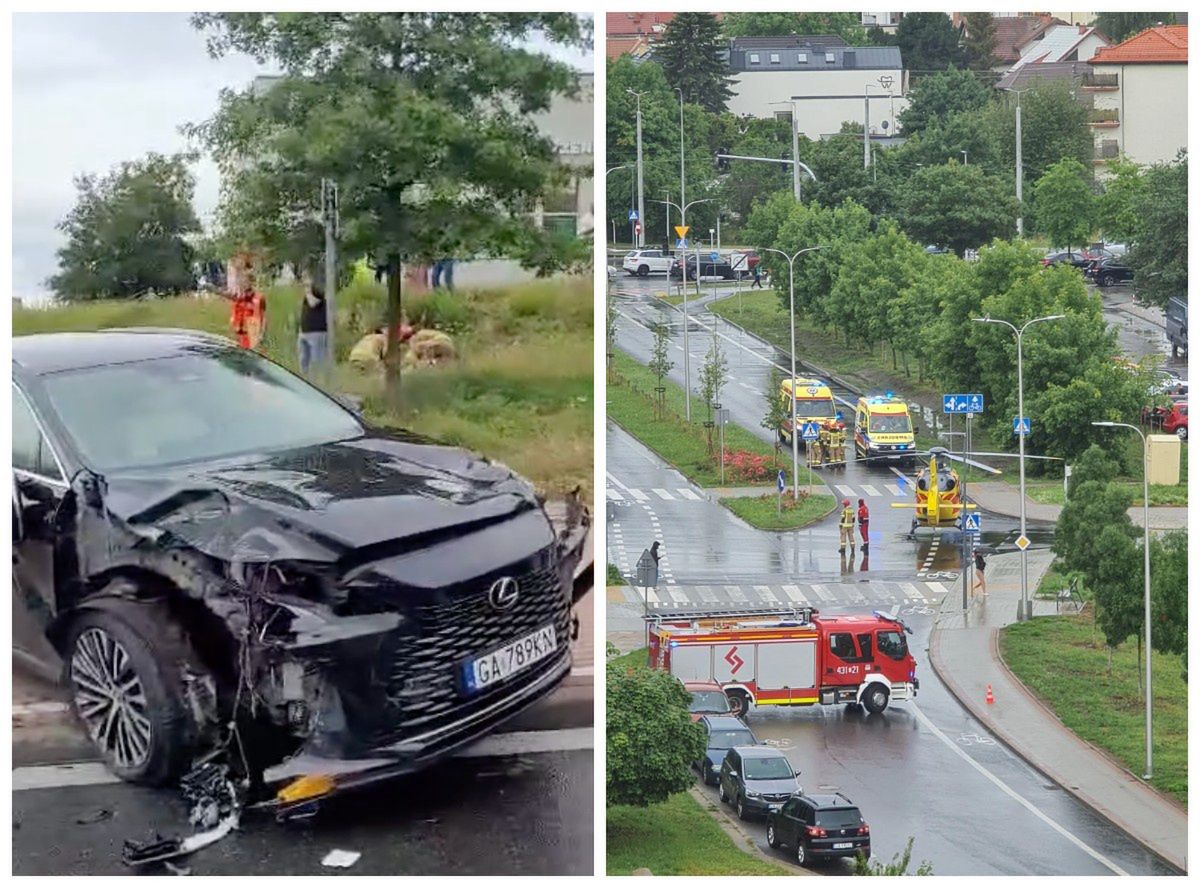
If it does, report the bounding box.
[622,249,675,277]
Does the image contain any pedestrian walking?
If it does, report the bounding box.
[751,262,763,289]
[857,498,870,552]
[838,498,855,554]
[973,550,987,596]
[650,540,661,565]
[297,280,329,374]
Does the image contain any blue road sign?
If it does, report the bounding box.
[628,209,639,221]
[944,393,986,414]
[710,251,720,262]
[1012,416,1031,436]
[967,394,984,413]
[964,513,981,532]
[676,238,688,250]
[800,422,821,441]
[777,469,786,492]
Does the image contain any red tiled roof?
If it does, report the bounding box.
[606,12,675,38]
[991,14,1063,64]
[606,36,644,60]
[1090,24,1187,64]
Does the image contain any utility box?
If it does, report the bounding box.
[1147,434,1181,486]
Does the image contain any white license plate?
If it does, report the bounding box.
[462,624,556,694]
[833,842,853,850]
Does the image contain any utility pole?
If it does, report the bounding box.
[629,89,646,248]
[320,177,338,358]
[791,104,801,200]
[675,88,686,228]
[863,93,871,169]
[1015,92,1024,237]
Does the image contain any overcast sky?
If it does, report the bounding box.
[12,12,592,303]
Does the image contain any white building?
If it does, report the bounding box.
[1087,25,1188,171]
[726,37,909,141]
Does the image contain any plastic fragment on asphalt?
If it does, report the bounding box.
[321,849,361,868]
[75,808,113,825]
[277,773,336,804]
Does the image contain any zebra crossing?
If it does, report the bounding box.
[620,579,949,610]
[608,478,913,503]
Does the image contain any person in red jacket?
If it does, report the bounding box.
[857,498,870,552]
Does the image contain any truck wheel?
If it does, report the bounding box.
[65,598,210,785]
[726,689,752,718]
[862,684,890,714]
[637,265,650,277]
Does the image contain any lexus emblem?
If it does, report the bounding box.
[488,577,520,611]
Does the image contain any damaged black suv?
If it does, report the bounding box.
[13,330,589,799]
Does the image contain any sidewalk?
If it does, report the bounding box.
[971,481,1188,530]
[928,550,1187,872]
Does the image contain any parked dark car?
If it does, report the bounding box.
[717,745,802,820]
[670,254,736,280]
[694,714,757,785]
[1166,296,1188,358]
[1086,256,1134,287]
[1040,251,1091,271]
[12,330,589,799]
[767,792,871,866]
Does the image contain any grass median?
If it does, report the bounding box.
[608,791,791,876]
[999,611,1186,806]
[14,277,593,500]
[720,492,836,531]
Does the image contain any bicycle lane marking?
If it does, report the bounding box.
[910,702,1128,875]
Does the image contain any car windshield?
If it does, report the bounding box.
[869,414,910,433]
[41,346,364,471]
[816,808,862,828]
[743,756,794,780]
[708,730,752,750]
[794,397,836,418]
[877,629,908,660]
[690,691,731,712]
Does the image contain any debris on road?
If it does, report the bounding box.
[75,808,113,825]
[321,849,362,868]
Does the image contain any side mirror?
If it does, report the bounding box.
[729,770,739,779]
[13,478,24,545]
[794,770,803,778]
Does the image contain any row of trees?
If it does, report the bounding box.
[744,193,1157,464]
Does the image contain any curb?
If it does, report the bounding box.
[717,491,840,533]
[928,616,1186,873]
[687,785,816,875]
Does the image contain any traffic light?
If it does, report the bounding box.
[715,148,730,173]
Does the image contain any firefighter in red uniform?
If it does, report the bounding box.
[857,498,870,552]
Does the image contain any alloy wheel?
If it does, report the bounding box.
[71,627,153,770]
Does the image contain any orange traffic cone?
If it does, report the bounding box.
[986,684,995,705]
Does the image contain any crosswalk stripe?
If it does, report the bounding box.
[606,488,623,500]
[630,489,649,501]
[836,484,856,496]
[668,587,690,603]
[697,586,719,603]
[652,488,674,500]
[893,484,906,497]
[754,585,780,603]
[677,488,702,500]
[725,585,748,602]
[860,484,882,498]
[811,584,834,602]
[846,585,866,604]
[645,588,660,604]
[780,584,808,604]
[899,582,922,602]
[926,582,950,597]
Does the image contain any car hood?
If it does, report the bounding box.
[99,433,541,564]
[745,776,800,795]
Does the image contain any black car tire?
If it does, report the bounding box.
[862,683,890,714]
[65,598,208,786]
[767,823,780,849]
[703,762,715,786]
[719,781,730,804]
[1177,426,1188,441]
[726,689,751,718]
[736,795,749,821]
[795,839,808,866]
[1100,272,1114,288]
[637,265,650,278]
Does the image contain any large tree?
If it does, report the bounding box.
[722,12,868,45]
[961,12,998,72]
[891,12,966,75]
[986,80,1092,186]
[49,152,200,301]
[897,67,991,135]
[897,161,1017,255]
[188,13,588,396]
[1032,158,1095,252]
[1093,12,1179,43]
[1096,158,1146,245]
[1127,152,1187,309]
[655,12,733,112]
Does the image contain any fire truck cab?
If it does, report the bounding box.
[647,607,918,717]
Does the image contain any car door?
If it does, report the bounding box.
[719,749,736,795]
[12,383,70,674]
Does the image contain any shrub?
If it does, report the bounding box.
[719,449,772,483]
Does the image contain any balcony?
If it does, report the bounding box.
[1093,139,1120,164]
[1081,72,1119,90]
[1087,108,1120,127]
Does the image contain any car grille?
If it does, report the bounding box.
[764,793,791,803]
[368,564,570,747]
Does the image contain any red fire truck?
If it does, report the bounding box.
[647,606,919,716]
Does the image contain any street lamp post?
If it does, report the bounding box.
[863,85,889,170]
[653,196,715,422]
[674,88,686,221]
[974,314,1065,621]
[1092,421,1153,779]
[628,89,646,248]
[1004,87,1030,237]
[758,246,824,499]
[606,165,629,247]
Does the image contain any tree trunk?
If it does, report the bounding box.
[384,252,403,404]
[891,343,898,371]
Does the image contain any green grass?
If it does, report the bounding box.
[1028,482,1187,508]
[1033,562,1086,601]
[14,278,593,500]
[608,349,794,488]
[1000,612,1187,806]
[607,564,627,586]
[608,646,648,669]
[607,791,790,876]
[720,493,836,531]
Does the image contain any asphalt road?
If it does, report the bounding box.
[13,599,595,876]
[687,610,1176,877]
[1098,286,1187,380]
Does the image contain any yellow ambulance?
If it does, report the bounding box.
[853,394,916,462]
[778,378,842,445]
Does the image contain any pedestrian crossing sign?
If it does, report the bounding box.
[964,513,981,532]
[800,422,820,441]
[676,238,688,249]
[1015,534,1031,551]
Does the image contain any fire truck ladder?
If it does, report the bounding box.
[643,604,818,627]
